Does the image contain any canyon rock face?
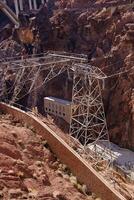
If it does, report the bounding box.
[0,0,134,150]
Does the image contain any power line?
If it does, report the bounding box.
[104,65,134,79]
[1,54,134,79]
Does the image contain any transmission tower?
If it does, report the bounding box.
[70,63,112,167]
[0,52,112,168]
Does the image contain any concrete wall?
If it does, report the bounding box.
[44,97,71,123]
[0,102,126,200]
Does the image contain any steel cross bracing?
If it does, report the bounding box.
[70,63,112,168]
[1,53,77,104]
[0,53,112,168]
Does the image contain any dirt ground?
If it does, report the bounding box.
[0,113,94,200]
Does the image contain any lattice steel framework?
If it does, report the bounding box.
[0,52,112,168]
[70,64,111,167]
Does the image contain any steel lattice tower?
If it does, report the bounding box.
[70,63,111,167]
[0,52,112,168]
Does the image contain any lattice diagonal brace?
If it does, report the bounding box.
[70,64,110,163]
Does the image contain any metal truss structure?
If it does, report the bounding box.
[0,52,112,168]
[70,64,112,167]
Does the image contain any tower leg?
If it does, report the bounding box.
[19,0,23,11]
[29,0,32,10]
[33,0,37,9]
[14,0,19,17]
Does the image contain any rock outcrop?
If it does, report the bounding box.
[0,113,93,200]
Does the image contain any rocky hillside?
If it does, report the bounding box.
[0,113,94,200]
[0,0,134,150]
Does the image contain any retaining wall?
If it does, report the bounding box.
[0,102,126,200]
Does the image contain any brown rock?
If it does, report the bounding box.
[8,189,23,199]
